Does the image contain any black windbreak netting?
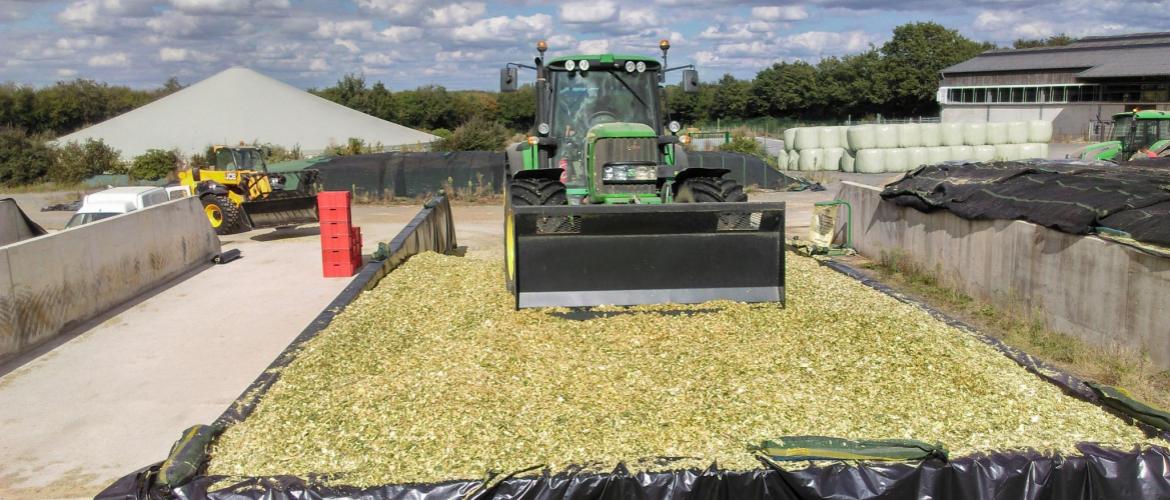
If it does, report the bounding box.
[880,159,1170,248]
[688,152,807,190]
[314,151,504,199]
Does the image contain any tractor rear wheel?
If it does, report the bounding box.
[719,178,748,202]
[510,178,567,206]
[674,177,725,203]
[201,194,245,235]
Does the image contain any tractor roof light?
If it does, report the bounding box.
[527,136,539,145]
[537,122,550,135]
[565,60,576,71]
[679,134,691,145]
[636,61,646,73]
[669,120,681,133]
[578,59,590,71]
[536,40,548,54]
[659,39,670,51]
[625,61,636,72]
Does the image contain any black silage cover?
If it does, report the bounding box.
[881,159,1170,247]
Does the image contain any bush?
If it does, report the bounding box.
[130,149,178,180]
[0,127,53,186]
[435,117,509,152]
[719,133,766,157]
[430,128,453,140]
[49,138,123,183]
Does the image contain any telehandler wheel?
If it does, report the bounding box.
[674,177,725,203]
[201,194,244,235]
[510,178,567,206]
[719,178,748,202]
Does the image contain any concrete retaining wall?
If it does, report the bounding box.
[837,181,1170,370]
[0,197,220,363]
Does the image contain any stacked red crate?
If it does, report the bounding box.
[318,191,362,277]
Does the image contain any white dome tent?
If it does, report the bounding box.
[56,67,438,159]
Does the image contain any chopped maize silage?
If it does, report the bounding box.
[208,252,1160,486]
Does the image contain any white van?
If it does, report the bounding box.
[65,186,172,229]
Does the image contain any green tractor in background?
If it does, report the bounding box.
[498,40,786,310]
[1077,110,1170,161]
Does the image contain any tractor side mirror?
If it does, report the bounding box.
[682,69,700,93]
[500,67,518,93]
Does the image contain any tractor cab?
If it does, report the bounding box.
[214,146,268,172]
[1078,110,1170,161]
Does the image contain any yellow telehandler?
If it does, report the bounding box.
[178,146,319,235]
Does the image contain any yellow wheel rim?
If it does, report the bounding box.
[505,214,515,282]
[205,203,223,227]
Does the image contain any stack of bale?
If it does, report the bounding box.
[779,121,1052,173]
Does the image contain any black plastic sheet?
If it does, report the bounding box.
[689,151,806,190]
[315,152,503,199]
[880,160,1170,247]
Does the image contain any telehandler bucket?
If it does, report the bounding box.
[240,170,320,229]
[506,202,785,309]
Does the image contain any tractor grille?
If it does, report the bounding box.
[593,137,659,195]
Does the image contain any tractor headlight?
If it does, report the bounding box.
[603,166,614,180]
[565,60,576,71]
[613,167,627,181]
[638,166,654,180]
[537,122,550,135]
[669,120,681,133]
[625,60,636,72]
[636,61,646,73]
[578,59,590,71]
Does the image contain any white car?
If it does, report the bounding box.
[65,186,177,229]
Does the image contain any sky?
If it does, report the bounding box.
[1,0,1168,91]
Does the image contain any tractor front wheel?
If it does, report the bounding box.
[719,178,748,202]
[674,177,725,203]
[201,194,245,235]
[510,178,567,206]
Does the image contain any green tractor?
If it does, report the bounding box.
[1077,110,1170,161]
[499,40,786,309]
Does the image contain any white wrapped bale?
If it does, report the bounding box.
[995,144,1021,161]
[940,123,964,146]
[841,150,855,173]
[1028,121,1053,143]
[783,128,796,152]
[823,147,844,172]
[950,145,975,161]
[1007,122,1029,144]
[788,150,800,170]
[874,124,898,148]
[846,125,877,150]
[794,127,820,151]
[974,145,996,162]
[818,127,841,149]
[1018,143,1043,159]
[986,122,1008,145]
[1038,143,1049,159]
[855,149,885,174]
[883,148,909,172]
[927,146,951,164]
[799,148,826,171]
[963,123,987,146]
[838,126,849,149]
[907,147,929,170]
[919,124,941,147]
[897,124,921,148]
[777,150,789,170]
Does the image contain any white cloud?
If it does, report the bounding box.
[57,68,79,78]
[308,58,329,72]
[559,0,618,23]
[313,20,374,39]
[380,26,423,43]
[88,52,130,67]
[616,7,657,32]
[169,0,289,13]
[159,47,189,61]
[453,14,552,43]
[751,5,808,21]
[57,0,154,27]
[361,52,395,65]
[576,39,610,54]
[55,36,110,51]
[426,2,486,26]
[779,30,875,56]
[334,38,361,54]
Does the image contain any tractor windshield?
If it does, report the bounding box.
[215,148,266,172]
[1112,116,1133,143]
[551,69,658,140]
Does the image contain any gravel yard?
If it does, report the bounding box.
[208,252,1160,486]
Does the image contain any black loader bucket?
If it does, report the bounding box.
[507,202,785,309]
[241,170,320,229]
[242,192,319,228]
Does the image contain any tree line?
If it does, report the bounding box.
[0,23,1074,187]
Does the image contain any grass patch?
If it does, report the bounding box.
[862,249,1170,410]
[0,181,87,194]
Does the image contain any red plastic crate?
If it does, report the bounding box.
[323,259,360,278]
[318,205,352,224]
[317,191,352,208]
[319,220,351,237]
[321,231,354,251]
